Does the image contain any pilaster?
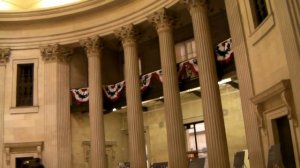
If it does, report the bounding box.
[273,1,300,155]
[114,24,147,168]
[0,48,10,168]
[148,9,188,168]
[181,1,230,167]
[40,44,72,168]
[224,0,265,167]
[80,36,107,168]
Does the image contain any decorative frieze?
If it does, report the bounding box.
[0,48,10,64]
[40,44,73,63]
[79,36,103,56]
[147,8,174,32]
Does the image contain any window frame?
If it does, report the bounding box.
[243,0,275,45]
[249,0,269,27]
[10,59,39,114]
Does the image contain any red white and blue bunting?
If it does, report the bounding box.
[103,81,125,102]
[178,58,199,80]
[70,87,89,105]
[141,70,163,92]
[71,38,234,104]
[215,38,234,64]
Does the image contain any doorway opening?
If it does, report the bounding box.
[16,157,34,168]
[274,116,296,168]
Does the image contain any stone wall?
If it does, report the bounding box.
[237,0,289,94]
[4,49,45,143]
[143,84,247,166]
[71,112,128,168]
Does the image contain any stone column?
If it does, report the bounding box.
[148,9,188,168]
[224,0,265,167]
[80,36,107,168]
[114,24,147,168]
[0,48,10,168]
[180,1,230,167]
[41,44,73,168]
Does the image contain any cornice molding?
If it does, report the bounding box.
[0,0,125,22]
[0,48,11,64]
[0,0,179,49]
[40,44,73,63]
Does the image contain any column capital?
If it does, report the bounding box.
[40,44,73,63]
[147,8,174,32]
[0,48,11,65]
[180,0,207,8]
[179,0,207,13]
[79,36,103,57]
[114,24,138,46]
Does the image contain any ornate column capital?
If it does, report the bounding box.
[180,0,206,7]
[114,24,138,46]
[147,8,174,32]
[0,48,11,65]
[79,36,103,57]
[180,0,207,5]
[40,44,73,63]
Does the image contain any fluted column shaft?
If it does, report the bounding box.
[148,9,188,168]
[0,65,4,168]
[41,44,72,168]
[183,1,230,167]
[224,0,265,167]
[80,37,107,168]
[115,25,147,168]
[0,48,10,168]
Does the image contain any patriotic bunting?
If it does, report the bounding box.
[103,81,125,102]
[215,38,234,64]
[141,70,163,92]
[71,38,234,104]
[178,58,199,80]
[71,88,89,105]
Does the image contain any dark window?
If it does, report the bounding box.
[16,64,34,106]
[251,0,268,26]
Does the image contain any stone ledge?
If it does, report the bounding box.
[10,106,39,114]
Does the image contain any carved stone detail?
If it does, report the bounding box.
[0,48,11,64]
[281,91,298,127]
[4,141,43,164]
[79,36,103,56]
[180,0,206,8]
[147,8,174,32]
[5,147,10,164]
[40,44,73,63]
[114,24,138,46]
[251,80,298,129]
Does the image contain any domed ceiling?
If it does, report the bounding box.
[0,0,87,11]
